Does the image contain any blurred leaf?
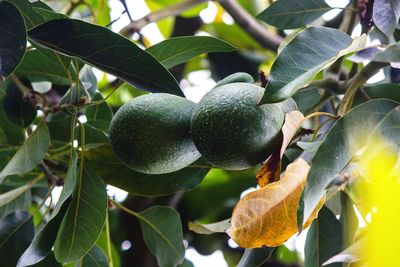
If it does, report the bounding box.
[257,0,332,29]
[0,181,36,218]
[16,47,74,86]
[237,247,274,267]
[304,206,343,267]
[0,211,34,267]
[17,199,70,267]
[54,166,107,263]
[82,245,108,267]
[146,36,236,69]
[229,159,315,248]
[301,99,399,225]
[189,218,231,235]
[262,28,366,103]
[3,79,37,128]
[256,111,304,187]
[178,259,195,267]
[340,193,358,247]
[96,230,121,267]
[0,1,27,81]
[373,0,400,38]
[297,141,323,154]
[28,19,182,95]
[139,206,185,267]
[323,238,363,266]
[0,121,50,183]
[204,23,262,50]
[146,0,206,18]
[85,0,111,25]
[86,145,208,197]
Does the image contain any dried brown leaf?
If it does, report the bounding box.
[229,158,316,248]
[256,111,305,187]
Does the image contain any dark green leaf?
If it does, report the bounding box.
[257,0,332,29]
[28,19,182,95]
[302,99,399,224]
[82,245,108,267]
[29,252,62,267]
[3,78,37,127]
[17,199,70,267]
[146,36,236,69]
[0,1,27,80]
[304,206,343,267]
[353,83,400,107]
[86,145,208,197]
[178,259,195,267]
[323,238,363,265]
[139,206,185,267]
[262,27,365,103]
[16,47,74,86]
[79,123,109,148]
[0,121,50,183]
[293,87,326,114]
[54,165,107,263]
[373,0,400,38]
[0,182,33,219]
[0,210,34,267]
[340,193,358,247]
[237,247,274,267]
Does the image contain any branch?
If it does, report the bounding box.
[337,62,388,117]
[119,0,207,36]
[218,0,283,51]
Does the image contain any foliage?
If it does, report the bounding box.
[0,0,399,266]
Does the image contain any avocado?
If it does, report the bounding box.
[109,93,201,174]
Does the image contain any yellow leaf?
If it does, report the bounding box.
[229,158,320,248]
[256,111,305,187]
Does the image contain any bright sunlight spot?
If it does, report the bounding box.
[185,248,228,267]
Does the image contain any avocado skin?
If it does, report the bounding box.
[109,93,201,174]
[191,83,284,170]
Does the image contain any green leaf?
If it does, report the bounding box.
[146,36,237,69]
[0,121,50,183]
[16,46,74,86]
[237,247,275,267]
[4,0,66,29]
[86,145,208,197]
[28,19,182,95]
[323,237,363,265]
[353,83,400,107]
[29,252,62,267]
[3,78,37,128]
[373,0,400,38]
[304,206,343,267]
[139,206,185,267]
[0,1,27,81]
[302,99,399,224]
[17,199,70,267]
[0,181,36,218]
[257,0,332,29]
[54,165,107,263]
[85,0,111,25]
[371,43,400,64]
[292,87,326,115]
[0,211,34,267]
[188,218,231,235]
[51,149,77,218]
[262,27,366,103]
[86,93,113,123]
[82,245,108,267]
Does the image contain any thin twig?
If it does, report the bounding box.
[218,0,283,51]
[337,62,388,116]
[119,0,207,36]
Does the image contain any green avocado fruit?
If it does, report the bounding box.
[108,93,201,174]
[191,83,286,170]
